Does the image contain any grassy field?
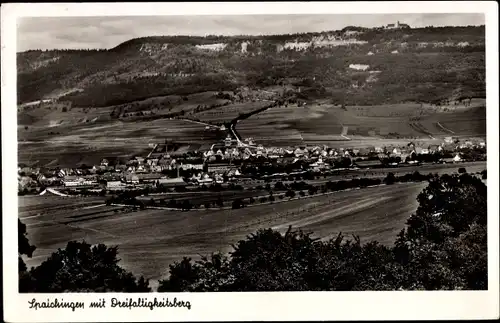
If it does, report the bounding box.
[136,189,270,207]
[237,100,486,148]
[18,117,223,167]
[193,101,269,123]
[21,181,428,289]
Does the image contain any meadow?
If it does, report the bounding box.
[193,101,269,123]
[21,182,426,289]
[18,117,222,167]
[237,99,486,148]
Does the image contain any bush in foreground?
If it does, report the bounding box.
[20,241,151,293]
[159,173,487,291]
[20,173,486,292]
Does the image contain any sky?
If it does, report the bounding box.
[17,13,485,52]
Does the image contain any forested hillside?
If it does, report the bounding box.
[17,26,485,107]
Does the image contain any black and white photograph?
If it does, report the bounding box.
[2,2,499,322]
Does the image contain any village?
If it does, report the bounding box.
[18,132,486,196]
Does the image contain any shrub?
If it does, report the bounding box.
[157,173,486,291]
[232,199,244,209]
[384,172,396,185]
[21,241,151,292]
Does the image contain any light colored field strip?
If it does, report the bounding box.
[340,124,351,140]
[19,214,45,220]
[271,196,392,230]
[64,223,119,238]
[46,188,69,197]
[179,118,215,127]
[436,122,456,134]
[81,204,107,210]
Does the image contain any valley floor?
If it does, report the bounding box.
[19,180,426,289]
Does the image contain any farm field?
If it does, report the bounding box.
[193,101,269,123]
[21,181,427,289]
[18,118,223,167]
[136,189,269,206]
[237,100,486,148]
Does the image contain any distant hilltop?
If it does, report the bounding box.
[17,25,485,108]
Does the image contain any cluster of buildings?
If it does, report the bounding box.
[18,134,485,194]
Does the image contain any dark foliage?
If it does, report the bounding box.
[20,241,151,293]
[159,173,487,291]
[20,173,486,292]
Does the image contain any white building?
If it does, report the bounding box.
[107,181,123,189]
[348,64,370,71]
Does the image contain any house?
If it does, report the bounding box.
[19,166,34,175]
[181,163,204,170]
[227,169,241,177]
[348,64,370,71]
[444,137,454,144]
[400,153,410,163]
[63,176,85,187]
[294,148,306,157]
[157,177,187,188]
[428,145,442,153]
[106,181,124,189]
[453,154,463,162]
[309,158,330,171]
[159,156,172,166]
[138,173,163,183]
[18,176,37,189]
[146,158,159,166]
[135,157,145,165]
[101,159,109,167]
[195,174,214,185]
[150,165,162,173]
[207,162,236,174]
[441,154,462,164]
[214,174,224,184]
[224,135,234,147]
[124,174,139,184]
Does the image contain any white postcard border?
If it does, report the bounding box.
[2,2,499,322]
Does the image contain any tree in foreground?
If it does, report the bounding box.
[22,241,151,293]
[393,173,487,289]
[20,173,486,292]
[19,219,36,292]
[158,173,487,291]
